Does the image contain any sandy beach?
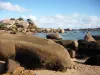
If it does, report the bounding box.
[4,59,100,75]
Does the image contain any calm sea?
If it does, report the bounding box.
[33,31,100,40]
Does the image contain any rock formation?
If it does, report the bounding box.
[0,33,72,72]
[77,40,100,58]
[84,32,95,42]
[46,33,62,40]
[85,55,100,66]
[55,40,78,51]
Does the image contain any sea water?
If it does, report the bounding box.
[33,31,100,40]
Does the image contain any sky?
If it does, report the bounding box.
[0,0,100,28]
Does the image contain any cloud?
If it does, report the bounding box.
[0,2,27,12]
[2,13,99,29]
[23,15,37,21]
[35,13,100,29]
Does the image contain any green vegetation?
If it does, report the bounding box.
[0,23,7,30]
[0,17,39,33]
[10,18,15,20]
[17,17,24,21]
[27,18,33,23]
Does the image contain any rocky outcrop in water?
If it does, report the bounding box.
[46,33,62,40]
[84,32,95,42]
[59,29,65,33]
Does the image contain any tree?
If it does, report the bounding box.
[27,18,33,23]
[10,18,15,20]
[18,17,24,21]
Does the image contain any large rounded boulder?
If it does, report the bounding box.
[59,29,65,33]
[77,40,100,57]
[5,59,20,73]
[15,41,72,71]
[46,33,62,40]
[92,35,100,40]
[44,28,51,33]
[0,33,72,71]
[55,40,78,50]
[54,40,78,58]
[85,55,100,66]
[15,20,29,29]
[67,48,75,58]
[1,19,15,25]
[0,40,15,61]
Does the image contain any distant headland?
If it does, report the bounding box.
[0,18,100,34]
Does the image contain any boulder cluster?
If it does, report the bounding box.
[0,18,66,34]
[46,32,100,66]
